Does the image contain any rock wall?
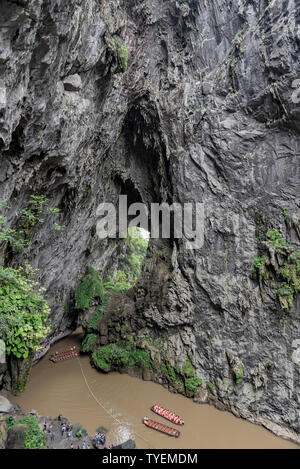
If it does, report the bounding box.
[0,0,299,443]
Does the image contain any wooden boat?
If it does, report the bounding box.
[49,347,78,363]
[143,417,180,438]
[151,404,184,425]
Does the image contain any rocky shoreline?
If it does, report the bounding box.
[34,329,74,363]
[0,392,135,450]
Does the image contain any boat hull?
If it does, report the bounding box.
[151,405,184,425]
[143,418,180,438]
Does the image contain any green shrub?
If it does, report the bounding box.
[75,267,105,310]
[206,382,215,391]
[103,271,132,295]
[17,416,46,449]
[103,227,148,295]
[7,416,46,449]
[185,376,202,393]
[0,265,50,359]
[113,35,128,72]
[235,368,244,384]
[251,230,300,310]
[161,363,178,384]
[0,195,61,254]
[0,220,28,253]
[92,341,153,373]
[266,230,288,252]
[76,428,85,438]
[182,359,195,377]
[6,416,15,430]
[87,305,105,332]
[81,333,97,353]
[251,256,265,278]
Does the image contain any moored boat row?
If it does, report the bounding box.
[143,404,184,438]
[49,347,78,363]
[151,404,184,425]
[143,417,180,438]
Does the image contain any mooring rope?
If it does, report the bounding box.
[76,357,156,449]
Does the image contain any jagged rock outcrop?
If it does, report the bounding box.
[0,404,96,449]
[0,0,299,444]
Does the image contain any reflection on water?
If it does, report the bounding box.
[9,329,298,449]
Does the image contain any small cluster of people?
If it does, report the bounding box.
[43,422,55,441]
[94,432,106,446]
[61,422,73,439]
[81,441,91,449]
[42,415,100,449]
[152,405,184,425]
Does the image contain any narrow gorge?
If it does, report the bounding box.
[0,0,299,450]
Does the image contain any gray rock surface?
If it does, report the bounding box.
[0,0,299,445]
[112,439,136,450]
[1,411,96,449]
[0,396,13,413]
[63,74,82,92]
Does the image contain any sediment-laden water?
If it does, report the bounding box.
[9,330,298,449]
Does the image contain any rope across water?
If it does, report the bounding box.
[76,357,156,449]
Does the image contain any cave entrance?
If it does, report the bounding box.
[108,226,149,292]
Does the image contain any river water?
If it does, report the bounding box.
[9,329,298,449]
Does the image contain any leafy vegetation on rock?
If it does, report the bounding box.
[251,230,300,311]
[185,376,202,393]
[80,228,148,354]
[86,306,105,333]
[0,196,62,255]
[75,267,105,310]
[6,415,46,449]
[81,333,97,353]
[0,265,50,359]
[234,368,244,384]
[112,35,128,72]
[182,359,195,378]
[92,340,154,374]
[161,362,178,384]
[103,227,148,294]
[0,196,62,393]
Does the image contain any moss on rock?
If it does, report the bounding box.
[112,35,128,72]
[92,341,154,374]
[86,305,105,333]
[75,267,105,310]
[81,333,97,353]
[6,415,46,449]
[251,230,300,311]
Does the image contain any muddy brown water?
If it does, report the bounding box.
[9,329,298,449]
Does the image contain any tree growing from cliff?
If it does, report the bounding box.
[0,265,50,359]
[0,197,61,362]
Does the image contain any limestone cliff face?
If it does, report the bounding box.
[0,0,299,443]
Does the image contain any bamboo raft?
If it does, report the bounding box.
[151,404,184,425]
[143,417,180,438]
[49,347,78,363]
